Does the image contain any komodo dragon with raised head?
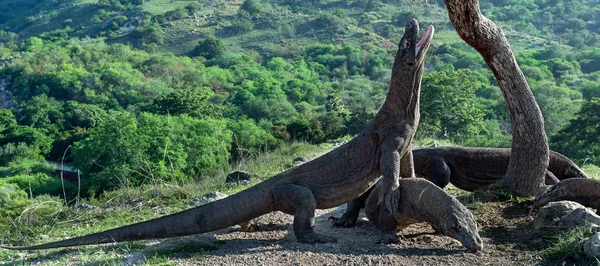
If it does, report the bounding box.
[2,19,434,250]
[331,178,483,251]
[531,178,600,216]
[412,146,587,192]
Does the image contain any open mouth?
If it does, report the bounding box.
[415,25,434,56]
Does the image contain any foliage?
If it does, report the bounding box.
[541,226,597,261]
[148,89,222,118]
[419,68,486,139]
[240,0,263,16]
[550,98,600,166]
[70,111,232,195]
[191,36,225,59]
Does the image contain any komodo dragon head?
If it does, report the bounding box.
[534,178,589,207]
[530,178,599,216]
[440,204,484,252]
[390,18,434,96]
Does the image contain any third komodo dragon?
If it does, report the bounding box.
[3,19,434,250]
[332,178,483,251]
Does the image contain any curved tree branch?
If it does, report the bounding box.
[443,0,549,196]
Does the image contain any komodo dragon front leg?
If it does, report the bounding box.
[379,131,416,214]
[331,130,417,229]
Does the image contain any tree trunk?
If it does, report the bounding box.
[442,0,549,196]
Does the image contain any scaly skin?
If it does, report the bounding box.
[330,146,587,228]
[412,147,588,191]
[2,20,434,250]
[332,178,483,252]
[533,178,600,216]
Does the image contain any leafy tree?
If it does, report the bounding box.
[227,118,279,160]
[529,80,581,134]
[16,95,65,135]
[192,36,224,59]
[551,98,600,166]
[419,69,486,139]
[63,101,108,130]
[70,111,232,195]
[148,89,222,118]
[240,0,263,16]
[131,23,165,45]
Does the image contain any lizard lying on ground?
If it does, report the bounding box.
[331,178,483,251]
[3,19,434,250]
[413,146,587,191]
[531,178,600,216]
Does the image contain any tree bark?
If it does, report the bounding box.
[443,0,549,196]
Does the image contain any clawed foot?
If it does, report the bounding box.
[328,215,357,228]
[239,221,259,232]
[297,232,337,244]
[378,186,401,215]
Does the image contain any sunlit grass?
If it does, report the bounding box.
[582,164,600,180]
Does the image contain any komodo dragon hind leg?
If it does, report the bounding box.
[426,155,451,189]
[272,184,337,244]
[329,185,375,228]
[400,150,416,178]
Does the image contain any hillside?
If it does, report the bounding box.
[2,0,599,58]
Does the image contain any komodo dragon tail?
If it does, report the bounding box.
[3,185,273,250]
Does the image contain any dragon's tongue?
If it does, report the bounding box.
[527,205,536,217]
[416,25,433,48]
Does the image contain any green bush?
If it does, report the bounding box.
[71,112,232,195]
[4,173,75,198]
[0,185,67,241]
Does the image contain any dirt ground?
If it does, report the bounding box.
[145,193,551,266]
[4,190,565,266]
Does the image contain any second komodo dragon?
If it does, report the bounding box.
[3,19,434,250]
[330,178,483,252]
[412,146,587,191]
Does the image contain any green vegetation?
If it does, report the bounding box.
[541,226,598,262]
[0,0,599,264]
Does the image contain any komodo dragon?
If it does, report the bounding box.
[332,178,483,251]
[531,178,600,216]
[330,146,588,228]
[2,19,434,250]
[412,146,587,192]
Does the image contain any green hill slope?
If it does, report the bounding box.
[2,0,598,58]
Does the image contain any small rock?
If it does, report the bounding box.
[226,171,253,184]
[292,157,309,165]
[534,201,586,233]
[190,191,228,207]
[583,233,600,259]
[559,208,600,230]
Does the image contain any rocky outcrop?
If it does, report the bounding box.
[534,201,589,233]
[583,233,600,259]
